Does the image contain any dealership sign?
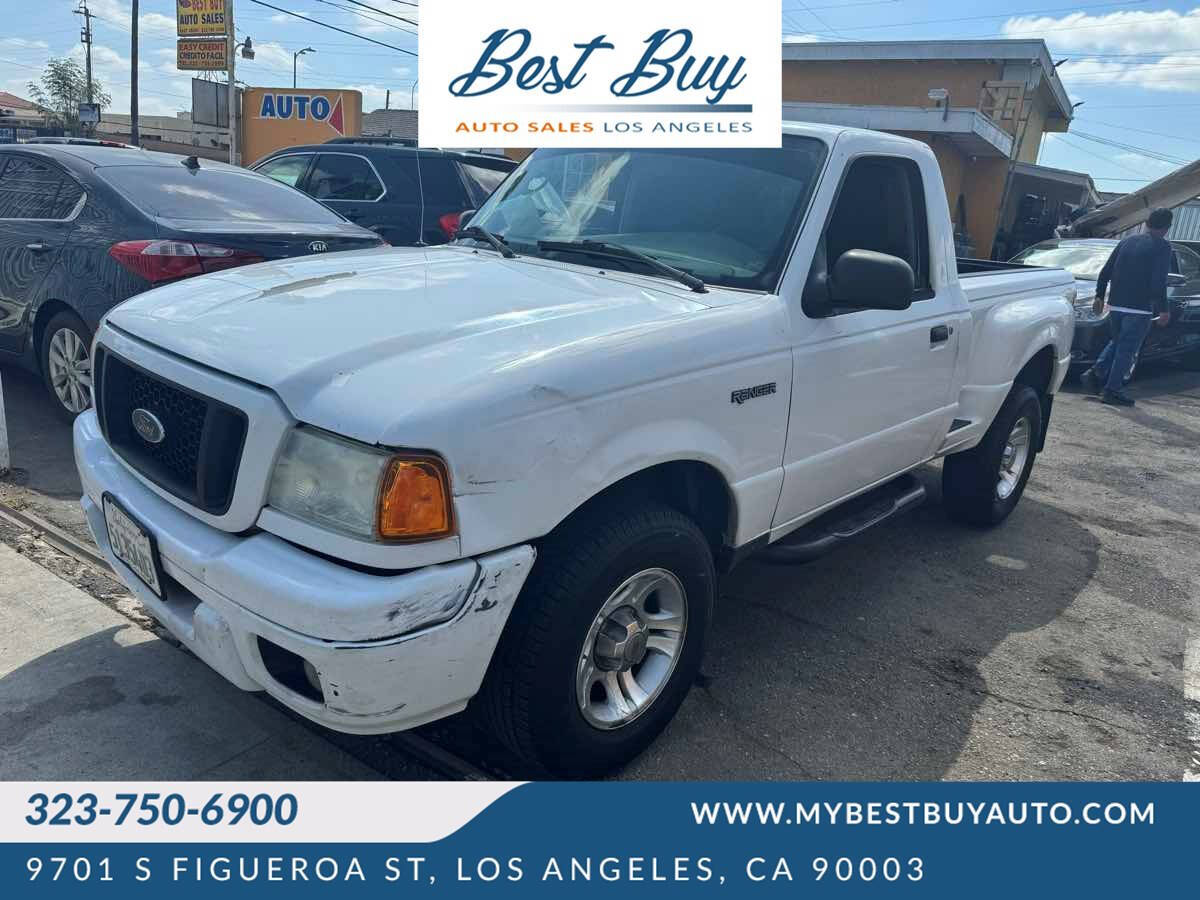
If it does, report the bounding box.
[176,0,227,37]
[176,37,227,71]
[419,0,781,148]
[258,93,345,135]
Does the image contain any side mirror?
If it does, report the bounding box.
[1167,272,1187,288]
[459,209,476,229]
[830,249,915,311]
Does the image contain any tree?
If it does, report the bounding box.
[27,57,111,133]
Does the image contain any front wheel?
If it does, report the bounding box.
[479,500,714,777]
[943,385,1043,527]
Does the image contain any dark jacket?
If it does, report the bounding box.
[1096,233,1172,314]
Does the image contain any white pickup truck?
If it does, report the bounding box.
[75,123,1075,776]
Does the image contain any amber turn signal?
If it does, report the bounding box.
[377,456,454,540]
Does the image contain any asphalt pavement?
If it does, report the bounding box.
[1,360,1197,780]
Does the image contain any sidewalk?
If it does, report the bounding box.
[0,543,378,779]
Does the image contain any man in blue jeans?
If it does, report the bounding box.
[1080,208,1174,407]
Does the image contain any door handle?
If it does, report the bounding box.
[930,324,952,344]
[25,242,52,253]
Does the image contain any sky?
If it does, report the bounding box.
[1,0,1199,193]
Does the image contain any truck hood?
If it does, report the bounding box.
[105,245,713,443]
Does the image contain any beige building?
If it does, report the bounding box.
[781,39,1089,257]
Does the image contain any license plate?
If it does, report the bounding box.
[103,494,163,598]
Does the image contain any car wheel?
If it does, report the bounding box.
[479,500,714,777]
[40,311,94,422]
[943,385,1042,527]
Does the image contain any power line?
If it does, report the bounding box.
[337,0,416,27]
[244,0,417,55]
[790,0,1153,36]
[1077,119,1200,144]
[306,0,416,34]
[1070,130,1191,166]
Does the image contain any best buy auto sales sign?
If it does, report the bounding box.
[176,0,227,37]
[419,0,782,148]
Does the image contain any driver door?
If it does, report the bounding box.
[772,146,965,533]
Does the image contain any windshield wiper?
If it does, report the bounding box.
[456,225,516,259]
[536,239,707,294]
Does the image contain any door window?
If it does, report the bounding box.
[811,155,931,313]
[255,154,312,188]
[1174,246,1200,282]
[417,156,469,207]
[0,156,83,220]
[308,154,384,201]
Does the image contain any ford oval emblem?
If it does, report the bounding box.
[131,408,165,445]
[309,240,328,253]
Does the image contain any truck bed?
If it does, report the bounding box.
[955,257,1073,306]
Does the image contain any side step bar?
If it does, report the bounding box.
[759,474,927,565]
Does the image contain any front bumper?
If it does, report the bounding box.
[1069,316,1111,368]
[74,410,535,734]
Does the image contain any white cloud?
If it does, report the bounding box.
[783,33,822,43]
[0,37,49,52]
[1003,8,1200,92]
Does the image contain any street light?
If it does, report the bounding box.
[294,47,315,88]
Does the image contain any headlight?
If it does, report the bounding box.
[1074,301,1107,323]
[267,427,454,542]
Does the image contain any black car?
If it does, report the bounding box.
[1011,238,1200,377]
[0,144,384,418]
[251,142,516,247]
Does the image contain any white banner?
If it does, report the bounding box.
[2,783,521,843]
[419,0,782,148]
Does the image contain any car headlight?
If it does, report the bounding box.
[1074,299,1107,322]
[267,427,454,542]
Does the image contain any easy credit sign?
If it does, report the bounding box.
[177,37,228,71]
[177,0,227,37]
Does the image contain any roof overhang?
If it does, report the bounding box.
[782,39,1074,126]
[783,102,1013,158]
[1071,159,1200,237]
[1012,161,1100,206]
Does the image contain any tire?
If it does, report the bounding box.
[479,499,715,777]
[943,385,1042,527]
[1182,348,1200,371]
[39,310,94,422]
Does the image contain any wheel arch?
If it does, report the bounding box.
[544,459,737,565]
[1013,344,1057,452]
[30,299,79,372]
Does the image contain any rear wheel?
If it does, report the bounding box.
[40,310,94,422]
[479,500,714,777]
[943,385,1042,527]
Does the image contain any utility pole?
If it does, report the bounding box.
[77,1,94,135]
[130,0,139,146]
[227,0,237,165]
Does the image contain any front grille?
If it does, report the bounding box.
[95,346,248,514]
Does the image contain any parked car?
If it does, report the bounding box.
[0,144,385,419]
[1011,238,1200,377]
[250,142,516,247]
[22,136,134,148]
[76,126,1075,776]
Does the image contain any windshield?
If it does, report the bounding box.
[100,164,348,224]
[467,141,827,291]
[1012,244,1113,281]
